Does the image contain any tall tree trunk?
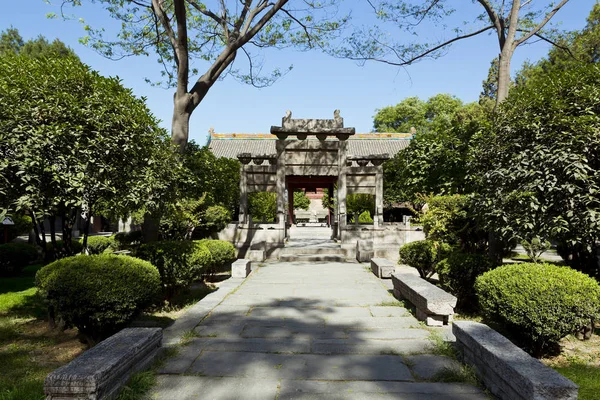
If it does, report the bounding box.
[142,214,160,243]
[172,93,192,152]
[61,208,75,255]
[496,46,514,106]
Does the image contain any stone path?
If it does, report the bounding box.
[152,261,487,399]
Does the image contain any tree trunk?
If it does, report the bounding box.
[171,93,192,153]
[142,213,160,243]
[495,46,514,106]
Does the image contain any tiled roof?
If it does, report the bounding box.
[208,133,412,159]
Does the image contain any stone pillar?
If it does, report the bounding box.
[288,184,294,225]
[238,164,248,224]
[337,139,348,235]
[276,140,286,229]
[375,168,383,228]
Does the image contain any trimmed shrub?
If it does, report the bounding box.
[0,243,39,276]
[112,230,143,250]
[475,263,600,356]
[436,252,493,311]
[358,211,374,224]
[45,239,83,258]
[36,254,160,345]
[136,240,212,299]
[197,239,236,276]
[399,240,451,279]
[80,236,114,254]
[197,205,232,238]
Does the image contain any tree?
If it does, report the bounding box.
[0,52,174,257]
[56,0,346,151]
[338,0,570,106]
[470,63,600,277]
[516,3,600,84]
[293,190,311,210]
[248,192,277,222]
[382,100,488,204]
[374,94,463,133]
[0,27,76,58]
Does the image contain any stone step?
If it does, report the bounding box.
[279,247,348,256]
[153,376,488,400]
[279,254,347,262]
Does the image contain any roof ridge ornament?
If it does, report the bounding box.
[271,110,355,141]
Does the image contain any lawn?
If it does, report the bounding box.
[0,265,85,400]
[0,265,218,400]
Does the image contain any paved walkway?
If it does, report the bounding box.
[152,261,487,399]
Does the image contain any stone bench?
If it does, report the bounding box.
[232,259,252,278]
[45,327,162,400]
[453,321,578,400]
[370,257,395,279]
[391,272,456,326]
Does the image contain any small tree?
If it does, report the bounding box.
[0,53,174,258]
[293,190,311,210]
[471,64,600,277]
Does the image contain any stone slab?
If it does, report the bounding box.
[278,380,488,400]
[232,259,252,278]
[348,328,430,340]
[45,328,161,399]
[152,376,279,399]
[392,272,456,315]
[453,321,578,400]
[371,257,396,279]
[311,339,431,355]
[406,354,463,380]
[369,306,410,317]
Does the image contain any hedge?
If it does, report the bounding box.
[475,263,600,356]
[197,239,236,276]
[80,236,114,254]
[136,240,212,299]
[0,243,39,276]
[36,254,160,345]
[398,240,451,279]
[436,252,493,311]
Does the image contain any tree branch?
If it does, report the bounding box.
[505,0,521,51]
[241,0,272,36]
[233,0,253,35]
[174,0,190,96]
[514,0,570,47]
[517,29,577,59]
[358,25,495,66]
[151,0,179,65]
[476,0,504,47]
[241,0,288,41]
[281,8,312,48]
[187,0,231,39]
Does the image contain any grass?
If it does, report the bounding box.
[116,347,178,400]
[430,365,479,386]
[0,264,85,400]
[0,264,217,400]
[552,363,600,400]
[376,300,403,307]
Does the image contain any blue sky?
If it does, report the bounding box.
[2,0,595,145]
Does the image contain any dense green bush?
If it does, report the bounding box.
[112,230,143,250]
[46,240,83,258]
[193,205,232,239]
[398,240,451,279]
[358,211,374,224]
[80,236,114,254]
[421,195,487,253]
[0,243,39,276]
[437,252,493,311]
[197,239,236,276]
[475,263,600,355]
[136,240,212,299]
[36,254,160,345]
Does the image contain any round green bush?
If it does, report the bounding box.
[0,243,39,276]
[46,239,83,258]
[399,240,451,279]
[437,252,493,311]
[112,230,143,250]
[80,236,114,254]
[197,239,236,276]
[475,263,600,355]
[136,240,212,299]
[36,254,160,345]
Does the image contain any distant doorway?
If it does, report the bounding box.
[287,175,337,239]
